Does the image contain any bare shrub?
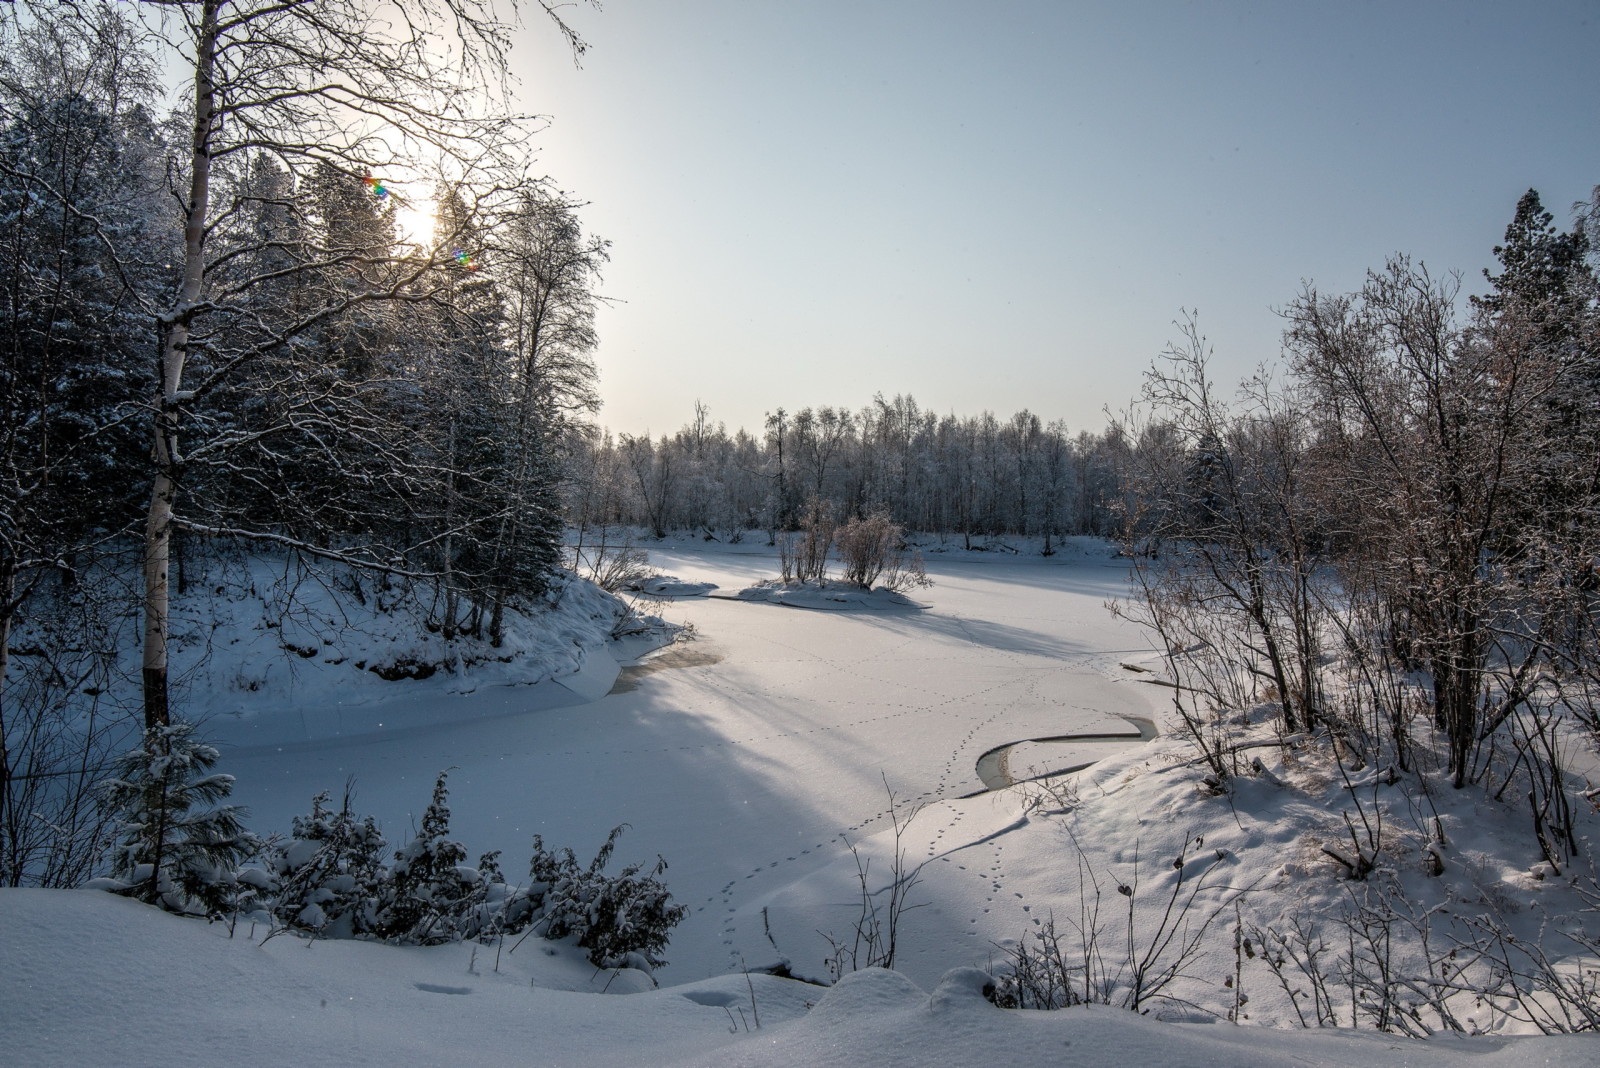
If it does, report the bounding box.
[794,497,835,584]
[819,779,925,981]
[1469,907,1600,1032]
[3,574,137,888]
[992,830,1243,1015]
[1251,874,1600,1035]
[775,497,835,585]
[571,535,656,594]
[835,511,933,592]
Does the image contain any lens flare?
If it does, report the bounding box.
[453,249,478,271]
[364,174,388,198]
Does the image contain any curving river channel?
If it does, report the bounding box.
[973,716,1158,790]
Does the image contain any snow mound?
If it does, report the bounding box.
[621,575,719,598]
[677,965,1590,1068]
[725,580,926,611]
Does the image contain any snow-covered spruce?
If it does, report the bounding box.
[256,788,390,938]
[92,723,256,917]
[526,824,688,969]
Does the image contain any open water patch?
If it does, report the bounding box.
[974,716,1157,791]
[610,643,725,694]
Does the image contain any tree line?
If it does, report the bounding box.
[570,397,1137,549]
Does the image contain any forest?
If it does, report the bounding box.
[0,0,609,884]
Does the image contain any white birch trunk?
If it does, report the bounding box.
[143,0,219,731]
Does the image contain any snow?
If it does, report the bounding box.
[3,889,1593,1066]
[4,539,1599,1064]
[622,575,718,598]
[714,578,928,611]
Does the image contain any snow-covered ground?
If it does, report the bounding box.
[8,886,1592,1067]
[5,538,1598,1065]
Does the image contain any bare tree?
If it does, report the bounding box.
[1285,258,1553,786]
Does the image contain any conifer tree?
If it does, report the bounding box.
[1473,188,1599,552]
[267,788,389,937]
[100,723,254,916]
[1475,188,1592,346]
[381,770,470,943]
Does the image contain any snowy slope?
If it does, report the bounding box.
[215,543,1169,987]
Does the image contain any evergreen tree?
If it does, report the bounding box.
[100,723,254,916]
[1475,188,1592,347]
[1473,188,1599,552]
[415,184,514,636]
[380,770,471,943]
[528,824,688,969]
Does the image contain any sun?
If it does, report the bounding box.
[392,198,437,248]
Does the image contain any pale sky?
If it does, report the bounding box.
[509,1,1600,439]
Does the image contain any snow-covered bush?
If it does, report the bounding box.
[96,723,255,917]
[379,770,476,944]
[527,825,688,968]
[93,756,689,967]
[262,789,389,937]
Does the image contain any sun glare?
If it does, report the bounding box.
[393,199,437,248]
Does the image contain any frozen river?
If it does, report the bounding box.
[221,542,1165,984]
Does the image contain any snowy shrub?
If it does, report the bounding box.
[777,497,835,584]
[264,789,389,937]
[454,849,528,941]
[97,723,256,917]
[379,770,476,944]
[527,824,688,968]
[835,510,931,591]
[95,756,688,967]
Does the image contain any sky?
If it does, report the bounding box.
[507,1,1600,439]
